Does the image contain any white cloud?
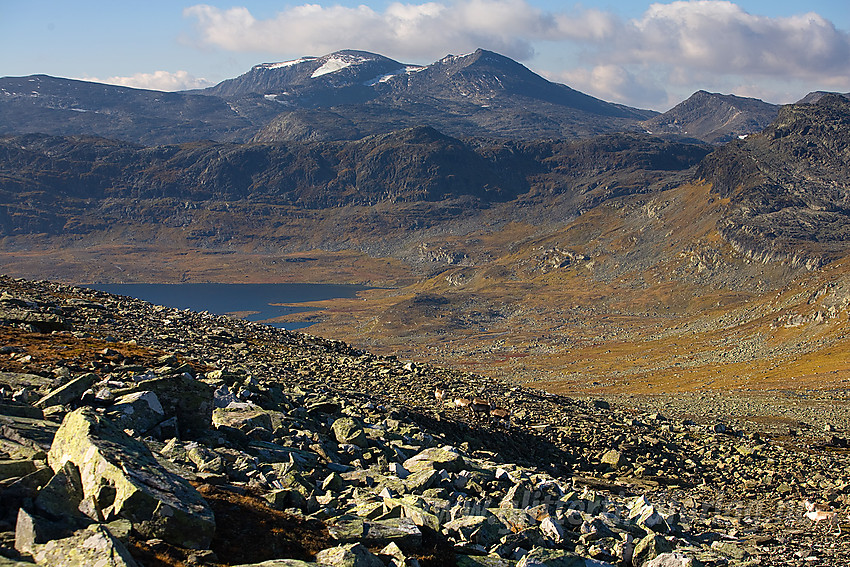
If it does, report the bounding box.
[182,1,850,108]
[615,1,850,80]
[83,70,212,91]
[183,1,561,61]
[555,65,670,110]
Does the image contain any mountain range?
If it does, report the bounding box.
[1,48,849,393]
[1,48,787,145]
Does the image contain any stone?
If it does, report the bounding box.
[443,514,503,548]
[540,515,567,543]
[632,534,673,567]
[600,450,628,469]
[645,552,703,567]
[0,459,38,481]
[31,524,140,567]
[212,407,275,432]
[119,374,214,438]
[332,417,368,449]
[35,373,99,409]
[457,554,516,566]
[14,508,69,555]
[363,517,422,548]
[403,446,465,474]
[709,541,747,560]
[47,408,215,549]
[314,542,384,567]
[33,461,85,521]
[107,390,166,434]
[403,468,439,493]
[516,548,595,566]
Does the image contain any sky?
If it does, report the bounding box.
[2,0,848,111]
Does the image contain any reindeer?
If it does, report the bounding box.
[490,405,511,426]
[803,499,841,535]
[470,397,491,420]
[434,387,446,405]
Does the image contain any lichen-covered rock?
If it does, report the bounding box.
[315,542,384,567]
[33,461,85,521]
[632,534,673,567]
[331,417,368,448]
[645,552,703,567]
[35,373,99,409]
[47,408,215,549]
[402,445,465,473]
[517,548,604,566]
[0,459,38,481]
[31,524,139,567]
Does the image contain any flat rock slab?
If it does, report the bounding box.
[402,445,465,474]
[31,524,139,567]
[0,413,58,451]
[47,408,215,549]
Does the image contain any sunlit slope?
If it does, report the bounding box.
[303,179,850,394]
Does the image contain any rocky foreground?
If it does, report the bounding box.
[1,276,849,567]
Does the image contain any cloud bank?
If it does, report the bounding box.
[84,70,211,91]
[183,0,850,108]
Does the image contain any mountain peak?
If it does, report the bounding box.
[641,90,778,143]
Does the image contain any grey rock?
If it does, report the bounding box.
[47,408,215,549]
[35,373,99,409]
[403,445,465,474]
[315,542,384,567]
[632,534,673,567]
[31,524,140,567]
[645,552,703,567]
[107,390,166,434]
[331,417,368,449]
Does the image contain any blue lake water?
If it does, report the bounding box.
[87,283,369,330]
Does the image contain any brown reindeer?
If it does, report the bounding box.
[490,405,511,426]
[434,387,446,405]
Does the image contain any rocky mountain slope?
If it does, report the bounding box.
[2,275,850,567]
[0,128,708,239]
[639,91,779,144]
[696,94,850,268]
[249,49,657,142]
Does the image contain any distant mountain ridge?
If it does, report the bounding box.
[640,90,779,143]
[1,49,660,145]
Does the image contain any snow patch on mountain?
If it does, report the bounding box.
[256,57,317,70]
[312,55,370,78]
[364,66,425,86]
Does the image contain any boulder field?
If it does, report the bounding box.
[0,275,849,566]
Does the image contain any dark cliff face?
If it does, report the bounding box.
[696,95,850,267]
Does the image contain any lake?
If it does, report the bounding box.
[87,283,369,330]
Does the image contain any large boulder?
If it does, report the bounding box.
[402,446,465,474]
[117,374,213,438]
[107,391,167,435]
[331,417,368,448]
[47,408,215,549]
[315,542,384,567]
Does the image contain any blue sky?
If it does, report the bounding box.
[2,1,848,110]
